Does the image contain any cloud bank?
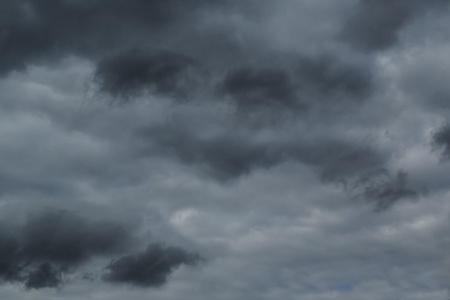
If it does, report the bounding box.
[0,0,449,299]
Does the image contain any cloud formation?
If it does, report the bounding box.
[102,243,201,287]
[137,120,416,210]
[432,123,450,160]
[0,0,227,75]
[0,210,133,288]
[340,0,450,51]
[24,263,63,289]
[94,49,203,101]
[0,0,449,299]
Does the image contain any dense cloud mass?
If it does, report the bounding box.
[0,0,449,299]
[94,49,202,101]
[0,210,132,288]
[24,263,63,289]
[340,0,450,51]
[218,54,373,113]
[432,123,450,160]
[103,243,201,287]
[20,210,132,265]
[0,0,229,75]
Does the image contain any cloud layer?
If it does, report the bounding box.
[0,0,449,299]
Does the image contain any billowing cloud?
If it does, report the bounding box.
[93,49,203,101]
[137,119,416,210]
[0,210,133,288]
[102,243,201,287]
[0,0,228,75]
[0,0,449,299]
[24,263,63,289]
[20,210,132,265]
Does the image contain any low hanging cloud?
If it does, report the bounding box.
[138,121,416,210]
[1,0,449,298]
[93,49,373,114]
[0,231,22,283]
[102,243,201,287]
[24,263,63,290]
[93,49,204,101]
[0,210,133,289]
[20,210,132,265]
[0,0,228,75]
[219,66,301,112]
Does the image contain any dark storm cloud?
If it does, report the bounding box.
[92,48,373,110]
[21,210,132,265]
[340,0,450,52]
[140,121,380,181]
[220,66,301,112]
[0,231,22,282]
[431,123,450,161]
[218,55,373,113]
[93,49,203,101]
[0,210,133,288]
[0,0,227,75]
[24,263,62,289]
[102,243,201,287]
[138,121,416,209]
[140,124,288,180]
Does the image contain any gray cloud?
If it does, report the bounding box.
[349,169,418,211]
[0,0,228,75]
[0,0,448,299]
[20,210,132,265]
[0,231,21,283]
[102,243,201,287]
[432,123,450,161]
[137,119,416,210]
[0,210,133,288]
[24,263,63,290]
[340,0,449,52]
[93,49,203,101]
[219,65,301,112]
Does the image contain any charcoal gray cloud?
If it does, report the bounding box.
[0,210,133,288]
[20,210,132,265]
[138,120,416,210]
[24,263,63,290]
[94,49,202,101]
[0,0,449,299]
[432,123,450,161]
[340,0,450,51]
[102,243,201,287]
[0,0,228,75]
[0,230,21,283]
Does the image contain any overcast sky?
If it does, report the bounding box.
[0,0,450,299]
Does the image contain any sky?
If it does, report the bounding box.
[0,0,450,299]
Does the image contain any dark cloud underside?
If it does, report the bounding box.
[0,0,228,75]
[25,263,62,289]
[102,243,201,287]
[138,121,416,210]
[0,210,133,288]
[21,210,132,265]
[340,0,449,51]
[432,123,450,160]
[0,0,448,298]
[94,49,202,100]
